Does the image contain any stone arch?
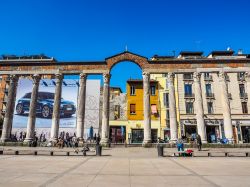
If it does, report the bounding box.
[105,51,149,71]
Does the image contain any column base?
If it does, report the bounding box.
[202,140,208,144]
[142,139,152,147]
[100,138,110,147]
[0,138,10,143]
[169,139,177,143]
[23,138,33,143]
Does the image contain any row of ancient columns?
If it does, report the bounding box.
[0,71,153,144]
[0,73,88,142]
[168,71,234,143]
[0,70,234,144]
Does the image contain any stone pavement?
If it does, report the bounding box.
[0,147,250,187]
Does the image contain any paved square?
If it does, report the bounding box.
[0,147,250,187]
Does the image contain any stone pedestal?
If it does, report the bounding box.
[100,73,110,145]
[76,73,87,141]
[142,72,151,145]
[193,72,207,143]
[1,75,19,142]
[50,73,63,141]
[168,72,178,142]
[24,74,41,142]
[219,71,233,143]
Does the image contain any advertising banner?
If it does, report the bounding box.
[12,78,100,138]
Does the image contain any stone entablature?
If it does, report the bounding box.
[1,51,250,144]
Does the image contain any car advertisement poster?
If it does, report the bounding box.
[12,78,100,138]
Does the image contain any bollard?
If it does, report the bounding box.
[0,150,3,155]
[157,145,164,157]
[208,152,211,157]
[96,145,102,156]
[225,152,228,157]
[15,151,19,155]
[34,151,37,156]
[83,150,86,156]
[66,152,70,156]
[246,152,249,157]
[50,151,53,156]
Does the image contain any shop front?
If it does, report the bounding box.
[130,129,158,143]
[110,126,126,143]
[205,120,222,143]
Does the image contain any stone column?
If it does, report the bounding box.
[193,72,207,143]
[168,72,178,142]
[100,73,110,145]
[50,73,63,141]
[24,74,41,142]
[219,71,233,143]
[1,75,19,142]
[245,72,250,111]
[142,71,151,144]
[76,73,87,140]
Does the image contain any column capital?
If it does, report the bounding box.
[218,71,226,81]
[193,72,201,82]
[9,74,19,83]
[167,72,175,82]
[245,72,250,81]
[142,71,150,81]
[79,73,87,80]
[103,73,111,83]
[55,73,63,80]
[31,74,41,85]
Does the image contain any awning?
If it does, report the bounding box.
[151,105,157,114]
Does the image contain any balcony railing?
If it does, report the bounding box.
[240,92,248,99]
[183,74,193,81]
[184,93,195,98]
[206,93,215,98]
[204,75,213,81]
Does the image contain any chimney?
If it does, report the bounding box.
[238,49,243,55]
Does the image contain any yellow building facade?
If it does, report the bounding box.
[126,80,161,143]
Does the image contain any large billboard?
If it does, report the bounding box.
[12,78,100,139]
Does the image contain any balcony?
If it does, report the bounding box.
[204,75,213,81]
[183,74,193,81]
[240,92,248,99]
[206,93,215,98]
[184,93,195,98]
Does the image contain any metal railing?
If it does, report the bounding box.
[206,93,215,98]
[184,93,195,98]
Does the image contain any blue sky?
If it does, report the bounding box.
[1,0,250,91]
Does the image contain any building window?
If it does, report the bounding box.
[206,84,212,97]
[239,84,245,97]
[130,104,136,114]
[204,73,211,80]
[186,102,194,114]
[207,102,214,114]
[163,93,169,108]
[130,86,135,95]
[151,86,156,95]
[151,104,158,115]
[242,102,248,114]
[183,73,193,80]
[184,84,193,97]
